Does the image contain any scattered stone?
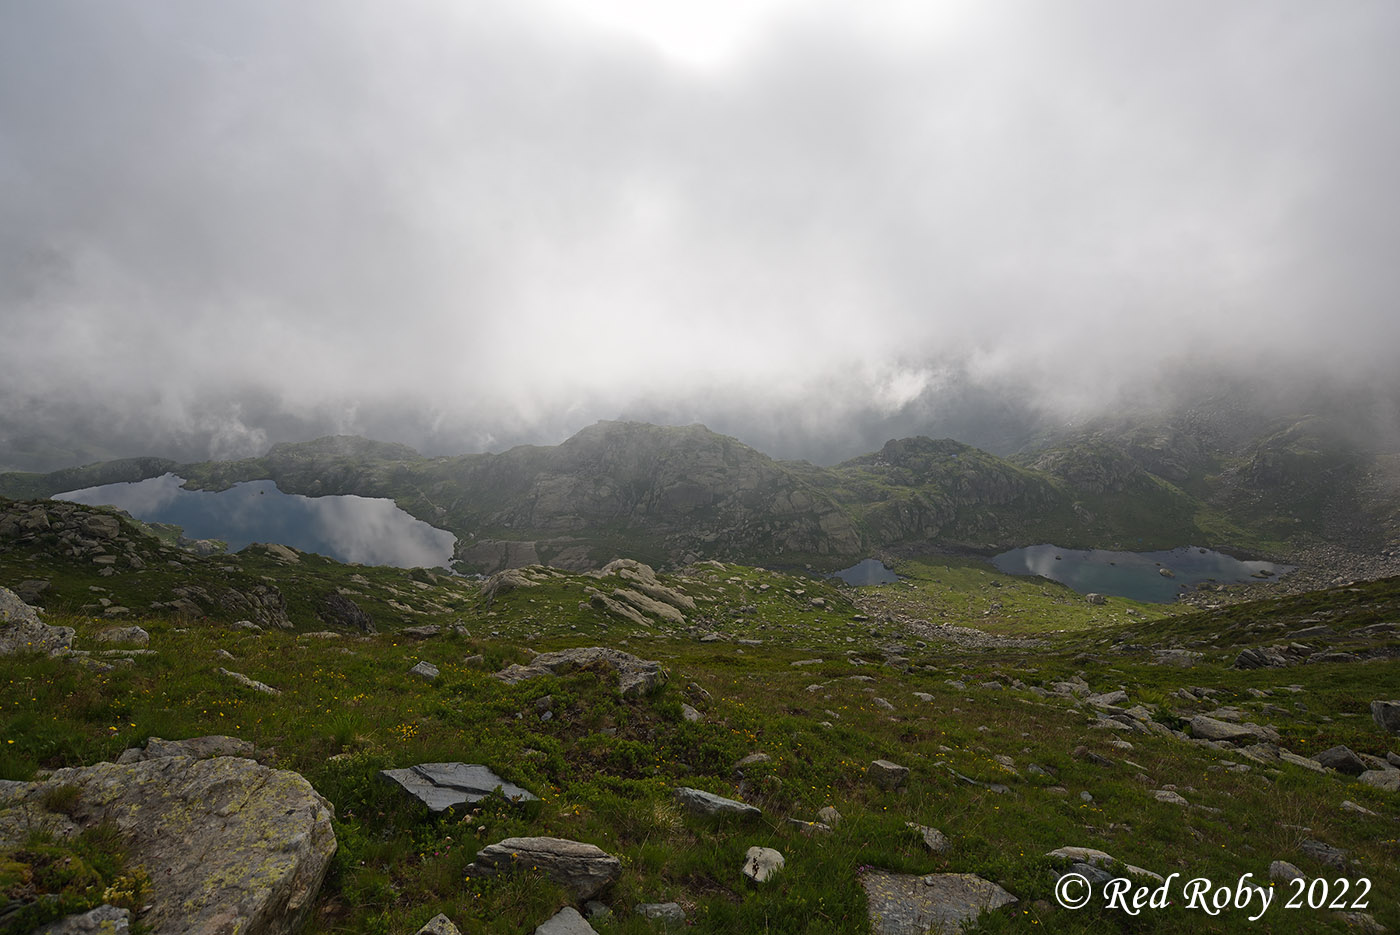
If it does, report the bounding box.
[402,625,442,640]
[859,870,1017,935]
[817,805,842,826]
[1046,847,1162,882]
[1269,860,1305,883]
[117,735,259,764]
[635,902,686,924]
[417,914,464,935]
[1358,770,1400,792]
[0,586,74,656]
[680,703,702,723]
[0,754,335,935]
[584,901,611,922]
[1188,715,1276,743]
[1341,800,1379,816]
[736,752,771,770]
[1072,746,1114,768]
[791,658,824,667]
[217,667,281,696]
[1279,750,1329,773]
[907,823,951,853]
[1088,690,1129,708]
[494,647,666,697]
[410,660,440,680]
[467,837,621,899]
[1086,593,1106,605]
[534,907,597,935]
[674,787,761,818]
[94,625,150,646]
[1153,789,1189,806]
[1300,838,1348,869]
[1371,700,1400,736]
[13,579,50,603]
[786,818,832,835]
[742,846,784,883]
[1152,649,1202,667]
[869,759,910,790]
[380,763,539,812]
[1337,911,1387,934]
[35,904,131,934]
[1313,745,1367,776]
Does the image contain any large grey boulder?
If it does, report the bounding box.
[674,786,761,818]
[494,647,666,697]
[859,870,1017,935]
[0,755,336,935]
[467,837,621,899]
[0,586,74,656]
[380,763,539,812]
[1372,700,1400,736]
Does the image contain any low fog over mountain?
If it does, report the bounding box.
[3,1,1399,470]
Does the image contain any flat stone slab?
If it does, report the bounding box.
[467,836,621,899]
[535,906,598,934]
[860,870,1016,935]
[380,763,539,812]
[674,786,761,818]
[495,646,666,697]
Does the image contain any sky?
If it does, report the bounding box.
[2,0,1398,470]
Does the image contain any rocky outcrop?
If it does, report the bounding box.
[466,836,621,899]
[0,752,336,935]
[116,735,261,763]
[0,585,74,656]
[380,763,538,812]
[494,647,666,697]
[319,592,375,633]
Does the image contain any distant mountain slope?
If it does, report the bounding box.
[3,414,1398,575]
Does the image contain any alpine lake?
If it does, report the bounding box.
[53,473,457,570]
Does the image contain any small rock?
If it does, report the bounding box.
[94,625,150,646]
[742,846,784,883]
[409,660,440,680]
[907,822,951,853]
[674,786,761,818]
[1313,745,1367,776]
[869,759,910,791]
[534,906,597,935]
[417,914,464,935]
[1372,700,1400,736]
[217,667,280,695]
[380,763,538,812]
[859,870,1016,935]
[1153,789,1189,806]
[1358,769,1400,792]
[1299,838,1348,869]
[635,902,686,924]
[467,836,621,899]
[34,904,131,934]
[817,805,842,826]
[680,703,702,723]
[1269,860,1305,883]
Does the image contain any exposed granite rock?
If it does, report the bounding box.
[117,735,260,764]
[35,904,130,934]
[319,592,375,633]
[218,667,281,695]
[94,626,150,646]
[1313,745,1367,775]
[0,755,336,935]
[859,870,1016,935]
[0,586,74,656]
[1372,700,1400,736]
[535,907,598,935]
[415,913,463,935]
[495,647,666,697]
[742,846,784,883]
[869,759,910,790]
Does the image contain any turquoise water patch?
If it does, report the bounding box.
[991,544,1292,603]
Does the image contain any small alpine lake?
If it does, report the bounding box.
[991,544,1293,603]
[832,558,901,586]
[53,473,457,569]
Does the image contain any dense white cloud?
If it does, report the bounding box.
[2,1,1398,468]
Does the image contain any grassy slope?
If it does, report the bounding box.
[3,517,1398,933]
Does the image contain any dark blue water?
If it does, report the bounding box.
[54,473,456,569]
[991,544,1292,603]
[833,558,901,586]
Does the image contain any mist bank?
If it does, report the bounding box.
[3,356,1398,474]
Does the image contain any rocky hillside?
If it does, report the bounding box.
[2,497,1397,934]
[5,413,1400,577]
